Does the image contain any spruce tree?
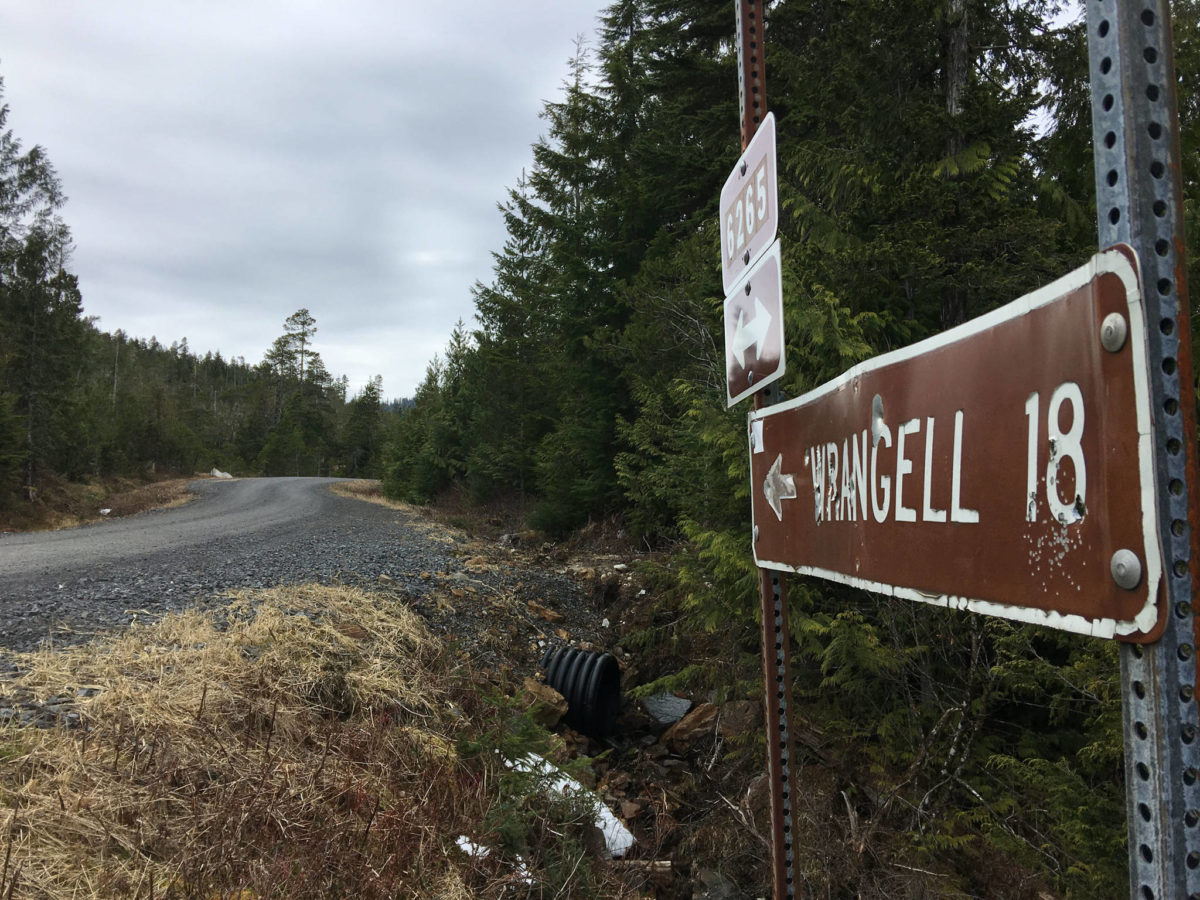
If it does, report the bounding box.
[0,80,88,489]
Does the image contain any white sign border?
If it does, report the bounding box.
[720,111,778,294]
[726,239,786,407]
[748,247,1161,640]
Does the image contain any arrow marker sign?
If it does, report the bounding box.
[763,453,796,520]
[725,239,785,407]
[733,296,772,368]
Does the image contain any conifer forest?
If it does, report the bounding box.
[3,0,1200,894]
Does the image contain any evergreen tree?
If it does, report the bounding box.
[341,375,384,477]
[254,309,336,475]
[0,79,88,491]
[467,176,555,501]
[382,357,451,502]
[524,41,633,533]
[257,393,310,476]
[283,308,318,383]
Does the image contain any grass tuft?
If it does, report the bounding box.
[0,584,647,898]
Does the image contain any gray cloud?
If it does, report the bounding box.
[1,1,602,398]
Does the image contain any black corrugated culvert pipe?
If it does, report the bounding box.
[540,647,621,738]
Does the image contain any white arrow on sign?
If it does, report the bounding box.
[732,296,772,369]
[724,238,785,408]
[763,453,796,521]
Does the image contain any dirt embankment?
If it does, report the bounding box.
[1,474,198,533]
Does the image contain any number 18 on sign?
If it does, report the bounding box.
[749,248,1163,641]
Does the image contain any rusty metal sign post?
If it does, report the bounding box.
[733,1,799,897]
[730,1,1200,896]
[1086,3,1200,896]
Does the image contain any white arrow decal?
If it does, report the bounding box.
[732,296,772,369]
[763,453,796,521]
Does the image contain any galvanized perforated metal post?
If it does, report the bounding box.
[1087,2,1200,896]
[737,1,798,895]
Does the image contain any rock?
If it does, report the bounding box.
[743,772,770,817]
[581,822,609,860]
[643,692,692,727]
[718,699,761,739]
[521,677,567,728]
[594,574,622,607]
[661,702,719,754]
[601,770,631,792]
[209,468,232,479]
[692,868,745,900]
[499,531,538,548]
[527,599,565,624]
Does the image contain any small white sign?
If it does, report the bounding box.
[724,240,786,407]
[720,112,778,294]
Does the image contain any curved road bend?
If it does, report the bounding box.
[0,477,456,651]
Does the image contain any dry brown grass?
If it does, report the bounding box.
[1,475,198,533]
[0,584,647,899]
[330,480,467,547]
[328,479,405,511]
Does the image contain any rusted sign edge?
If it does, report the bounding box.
[748,246,1162,640]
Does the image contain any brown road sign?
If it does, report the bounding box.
[748,246,1163,641]
[726,239,785,406]
[721,111,778,294]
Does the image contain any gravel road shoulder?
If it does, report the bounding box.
[0,478,612,660]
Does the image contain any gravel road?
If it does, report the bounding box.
[0,478,463,652]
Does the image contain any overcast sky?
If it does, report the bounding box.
[1,1,605,399]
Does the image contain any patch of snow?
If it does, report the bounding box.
[508,753,635,858]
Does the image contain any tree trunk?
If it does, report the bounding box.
[941,0,970,330]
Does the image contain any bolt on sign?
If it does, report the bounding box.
[725,239,785,407]
[748,246,1164,641]
[720,111,778,294]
